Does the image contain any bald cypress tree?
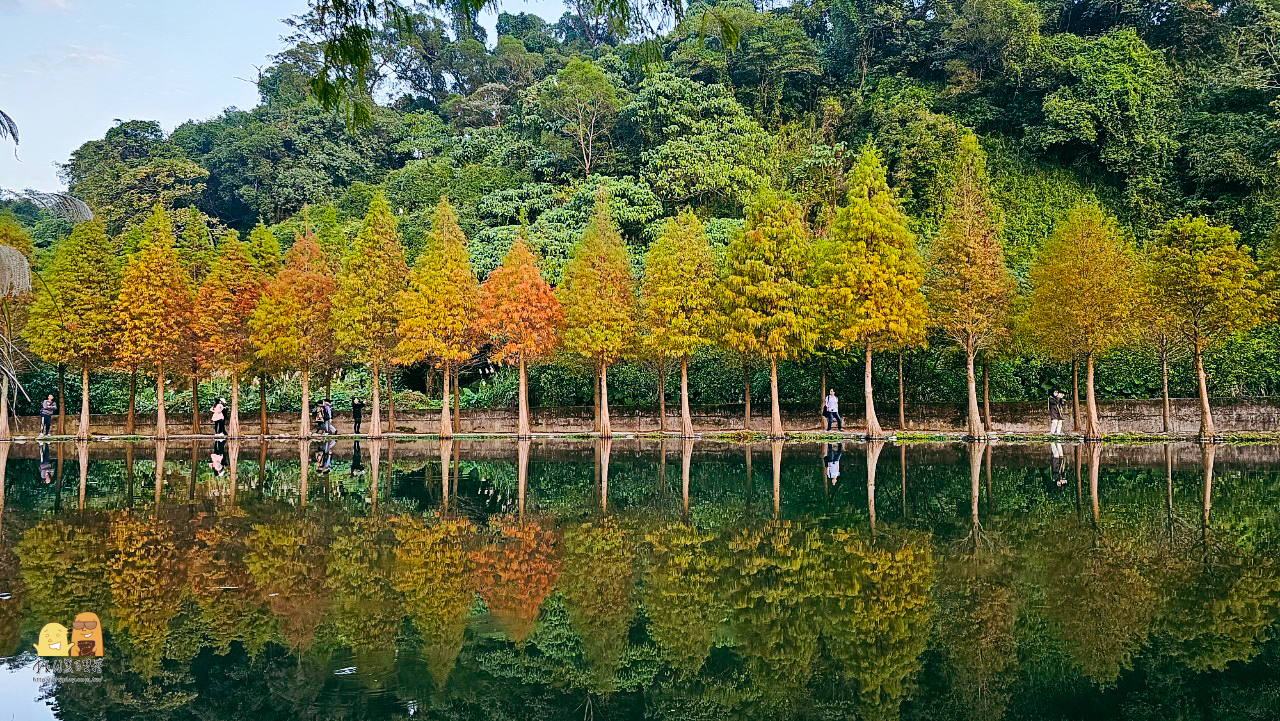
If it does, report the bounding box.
[26,220,120,439]
[334,192,409,438]
[558,193,637,438]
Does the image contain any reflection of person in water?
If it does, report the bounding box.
[824,443,842,486]
[351,440,365,476]
[320,440,335,473]
[1048,442,1068,492]
[39,443,54,484]
[209,440,227,477]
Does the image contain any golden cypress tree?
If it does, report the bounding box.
[558,193,637,437]
[819,143,927,438]
[641,209,718,436]
[195,232,265,437]
[333,192,409,438]
[1025,204,1145,439]
[395,197,480,438]
[114,205,193,439]
[250,232,336,437]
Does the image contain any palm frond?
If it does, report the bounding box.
[0,246,31,298]
[1,188,94,223]
[0,109,17,147]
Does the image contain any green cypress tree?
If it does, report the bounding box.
[248,220,282,276]
[26,220,120,438]
[721,190,820,438]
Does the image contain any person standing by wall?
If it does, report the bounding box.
[824,389,842,432]
[210,398,227,436]
[1048,390,1065,435]
[39,394,56,437]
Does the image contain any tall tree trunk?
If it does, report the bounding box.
[593,363,601,433]
[898,350,905,430]
[452,367,460,434]
[57,363,66,435]
[0,376,9,440]
[325,369,332,401]
[154,440,166,508]
[300,370,311,438]
[156,362,168,439]
[127,368,137,435]
[1160,349,1171,434]
[743,366,752,431]
[819,360,827,413]
[680,356,694,437]
[517,353,531,438]
[229,371,241,438]
[769,357,783,439]
[864,345,881,438]
[1071,357,1080,432]
[78,362,90,440]
[1194,337,1215,440]
[657,362,667,433]
[600,364,612,437]
[258,375,268,437]
[191,363,200,435]
[964,347,983,439]
[388,368,397,432]
[77,440,88,509]
[982,358,992,434]
[370,361,383,438]
[1084,351,1101,440]
[440,360,453,439]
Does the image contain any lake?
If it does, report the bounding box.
[0,438,1276,720]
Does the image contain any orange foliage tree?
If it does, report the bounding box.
[476,232,564,437]
[114,205,194,438]
[195,231,265,437]
[249,232,337,437]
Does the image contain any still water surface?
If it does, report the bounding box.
[0,438,1276,720]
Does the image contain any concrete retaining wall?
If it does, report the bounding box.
[12,396,1280,437]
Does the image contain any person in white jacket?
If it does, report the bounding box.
[824,389,843,432]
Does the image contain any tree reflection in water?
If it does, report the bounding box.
[0,439,1274,720]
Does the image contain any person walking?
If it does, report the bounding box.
[824,389,843,432]
[313,405,328,436]
[322,399,336,435]
[1048,390,1065,435]
[210,398,227,436]
[39,394,56,437]
[351,397,365,435]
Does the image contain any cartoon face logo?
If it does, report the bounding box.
[35,623,69,656]
[70,612,103,657]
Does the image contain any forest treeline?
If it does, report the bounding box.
[2,0,1280,439]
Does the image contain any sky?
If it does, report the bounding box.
[0,0,564,193]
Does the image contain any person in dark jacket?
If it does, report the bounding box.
[39,394,56,436]
[322,400,336,435]
[1048,390,1066,435]
[352,397,366,434]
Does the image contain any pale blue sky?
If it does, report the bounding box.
[0,0,564,193]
